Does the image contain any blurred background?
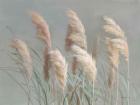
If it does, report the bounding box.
[0,0,139,105]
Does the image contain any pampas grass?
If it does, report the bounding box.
[31,11,68,90]
[65,10,88,75]
[104,16,129,86]
[104,16,129,105]
[65,10,87,51]
[11,39,32,80]
[5,10,131,105]
[106,37,119,88]
[10,39,33,105]
[103,16,125,38]
[110,38,129,62]
[71,45,97,82]
[31,11,51,49]
[46,49,68,90]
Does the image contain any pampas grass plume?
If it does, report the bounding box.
[106,38,119,88]
[71,45,97,82]
[65,10,87,51]
[30,11,51,49]
[103,16,125,38]
[11,39,32,80]
[44,49,68,90]
[110,38,129,62]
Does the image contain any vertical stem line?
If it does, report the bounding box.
[92,82,94,105]
[116,67,119,105]
[127,59,130,105]
[82,73,85,104]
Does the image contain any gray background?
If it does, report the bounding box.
[0,0,139,105]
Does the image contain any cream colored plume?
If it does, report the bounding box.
[44,49,68,90]
[106,38,129,87]
[11,39,32,80]
[31,11,51,49]
[110,38,129,62]
[71,45,97,82]
[106,38,119,88]
[106,38,120,68]
[104,17,129,88]
[103,16,125,38]
[65,10,87,50]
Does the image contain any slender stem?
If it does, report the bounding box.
[108,89,112,105]
[127,59,130,105]
[92,82,94,105]
[82,73,85,104]
[23,73,31,105]
[116,68,119,105]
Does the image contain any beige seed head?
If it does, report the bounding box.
[65,10,87,51]
[70,43,87,74]
[106,38,129,88]
[106,38,120,68]
[71,45,97,82]
[30,11,51,49]
[106,38,119,88]
[110,38,129,62]
[11,39,32,80]
[103,16,125,38]
[44,49,68,90]
[104,17,129,88]
[67,10,85,33]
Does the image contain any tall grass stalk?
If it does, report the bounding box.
[127,59,130,105]
[92,82,94,105]
[82,73,85,104]
[116,68,119,105]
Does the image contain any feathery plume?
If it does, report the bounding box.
[44,49,68,90]
[71,45,97,82]
[31,11,51,49]
[110,38,129,62]
[106,38,119,88]
[103,16,124,38]
[106,38,120,68]
[11,39,32,80]
[65,10,87,51]
[104,17,129,88]
[65,10,87,74]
